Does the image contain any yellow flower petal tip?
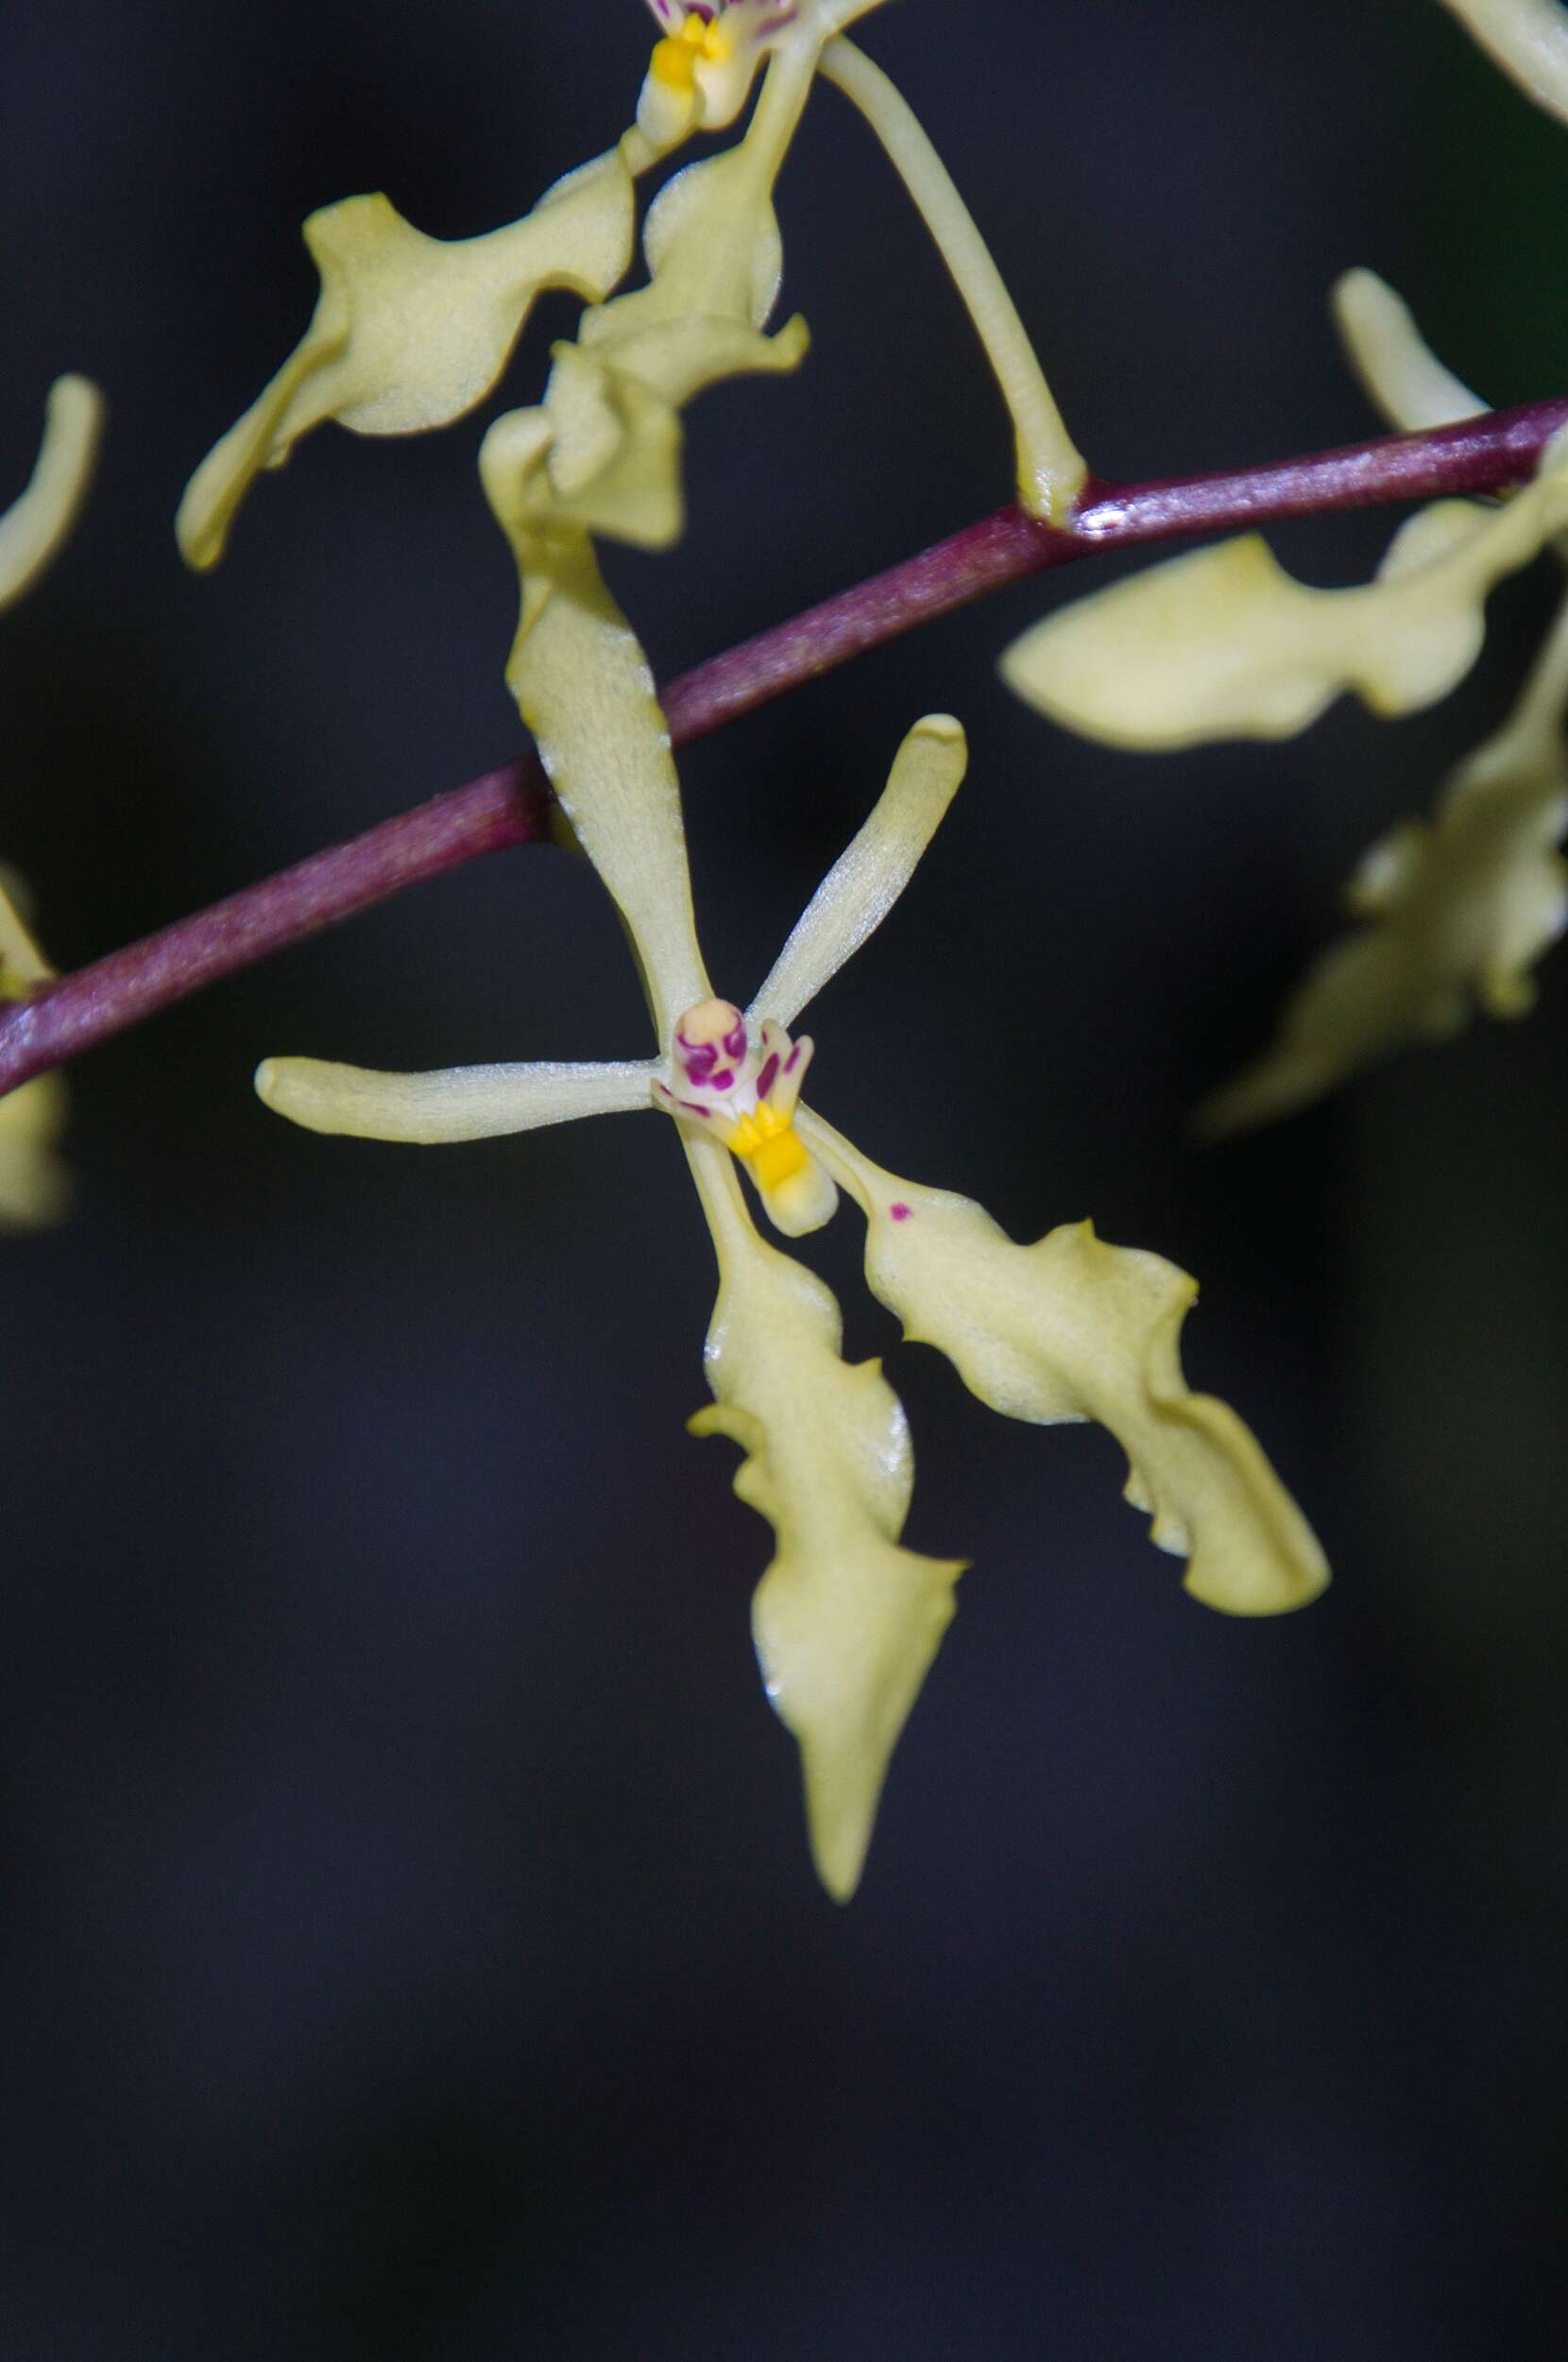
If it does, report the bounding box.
[0,374,104,613]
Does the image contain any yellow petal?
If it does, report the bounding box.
[0,1074,69,1227]
[1438,0,1568,123]
[1001,438,1568,749]
[177,147,637,569]
[0,865,57,991]
[803,1117,1328,1618]
[748,714,966,1029]
[255,1054,655,1142]
[478,427,709,1036]
[1333,268,1488,434]
[686,1138,965,1901]
[532,130,810,553]
[0,376,103,612]
[1199,583,1568,1132]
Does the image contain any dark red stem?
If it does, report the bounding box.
[4,394,1564,1094]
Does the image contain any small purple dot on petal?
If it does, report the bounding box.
[890,1202,912,1222]
[708,1069,735,1090]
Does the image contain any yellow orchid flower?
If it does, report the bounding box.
[258,692,1326,1898]
[178,0,1083,576]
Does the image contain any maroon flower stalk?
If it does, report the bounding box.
[3,394,1565,1097]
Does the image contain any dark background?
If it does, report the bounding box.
[2,1,1565,2353]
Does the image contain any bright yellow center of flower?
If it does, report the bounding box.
[650,10,734,89]
[729,1099,810,1190]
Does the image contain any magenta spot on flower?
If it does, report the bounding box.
[784,1042,802,1074]
[890,1202,912,1222]
[755,1053,780,1100]
[708,1068,735,1091]
[724,1023,746,1061]
[679,1039,718,1082]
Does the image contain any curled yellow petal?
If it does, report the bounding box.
[1438,0,1568,124]
[686,1138,965,1901]
[255,1054,655,1142]
[748,713,967,1029]
[804,1118,1328,1618]
[1333,267,1488,434]
[0,375,103,612]
[177,147,637,569]
[1002,441,1568,748]
[1199,584,1568,1132]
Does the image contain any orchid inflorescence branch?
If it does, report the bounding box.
[4,392,1566,1102]
[7,0,1568,1895]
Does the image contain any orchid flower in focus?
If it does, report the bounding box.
[259,687,1326,1899]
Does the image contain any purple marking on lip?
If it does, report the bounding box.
[783,1042,801,1074]
[890,1202,912,1222]
[755,1052,779,1100]
[707,1068,735,1090]
[679,1041,718,1081]
[724,1023,746,1060]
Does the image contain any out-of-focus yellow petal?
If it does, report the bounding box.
[0,376,103,613]
[177,148,637,570]
[1002,441,1568,748]
[804,1116,1328,1618]
[255,1053,655,1142]
[748,714,966,1029]
[1332,268,1488,434]
[0,865,56,991]
[1438,0,1568,125]
[686,1138,965,1901]
[0,873,67,1228]
[0,1072,70,1228]
[1199,584,1568,1132]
